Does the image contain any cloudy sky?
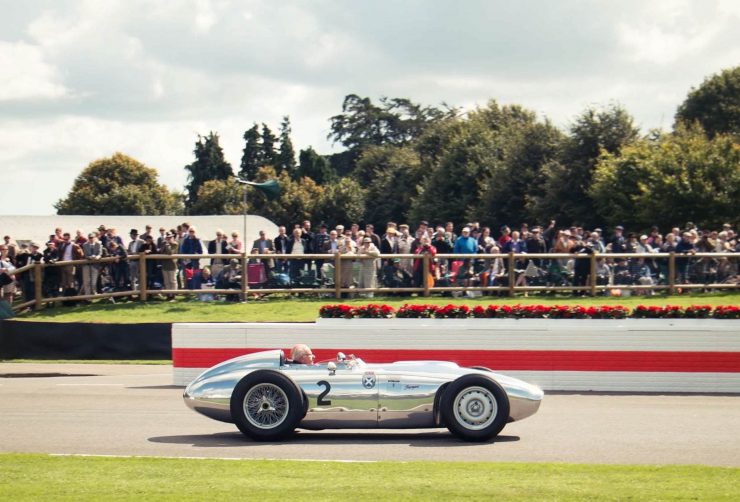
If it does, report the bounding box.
[1,0,738,215]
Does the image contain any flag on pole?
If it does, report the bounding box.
[242,179,281,200]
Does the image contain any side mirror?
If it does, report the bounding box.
[327,361,336,375]
[336,352,346,362]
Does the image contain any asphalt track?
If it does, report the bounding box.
[1,363,738,466]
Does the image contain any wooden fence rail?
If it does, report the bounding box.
[6,251,738,311]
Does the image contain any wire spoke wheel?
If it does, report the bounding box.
[244,383,289,429]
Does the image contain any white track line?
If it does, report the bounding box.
[49,453,377,463]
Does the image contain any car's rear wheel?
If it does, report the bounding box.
[440,375,510,442]
[230,371,303,441]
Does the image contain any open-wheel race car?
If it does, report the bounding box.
[183,349,544,442]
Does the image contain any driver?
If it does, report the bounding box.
[290,344,316,365]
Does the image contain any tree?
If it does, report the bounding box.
[261,123,277,167]
[239,124,261,180]
[529,104,639,225]
[408,111,498,224]
[184,132,233,210]
[675,66,740,138]
[297,147,336,184]
[276,116,297,177]
[590,124,740,230]
[314,177,366,226]
[357,145,423,225]
[55,152,182,215]
[477,106,564,226]
[249,166,324,225]
[327,94,453,172]
[189,178,245,215]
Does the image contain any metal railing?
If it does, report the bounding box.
[7,251,739,311]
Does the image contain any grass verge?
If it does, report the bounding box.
[0,454,737,501]
[13,291,740,323]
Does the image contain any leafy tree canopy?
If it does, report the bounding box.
[184,132,233,209]
[675,66,740,138]
[590,124,740,230]
[55,153,182,215]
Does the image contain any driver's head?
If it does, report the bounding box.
[291,344,315,365]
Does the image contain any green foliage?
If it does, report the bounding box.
[239,124,261,180]
[261,123,277,166]
[55,152,181,215]
[276,116,297,177]
[328,94,453,175]
[314,177,366,226]
[358,145,423,226]
[531,104,639,226]
[297,147,336,184]
[478,107,564,225]
[676,66,740,138]
[590,124,740,230]
[184,132,233,209]
[250,166,323,224]
[188,178,245,215]
[409,113,496,224]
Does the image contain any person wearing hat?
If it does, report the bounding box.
[379,227,399,267]
[140,234,160,288]
[42,240,61,297]
[14,242,42,302]
[358,236,381,295]
[126,229,145,290]
[610,226,626,254]
[160,232,179,298]
[80,232,104,297]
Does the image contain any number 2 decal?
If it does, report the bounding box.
[317,380,332,405]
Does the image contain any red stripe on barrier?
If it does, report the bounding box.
[171,348,740,373]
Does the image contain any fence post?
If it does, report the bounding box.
[668,252,676,295]
[139,255,147,302]
[33,263,43,311]
[334,253,341,299]
[241,253,248,301]
[589,253,597,297]
[422,254,430,297]
[508,252,515,296]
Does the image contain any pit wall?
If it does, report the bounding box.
[172,318,740,392]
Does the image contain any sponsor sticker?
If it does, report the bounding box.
[362,372,376,389]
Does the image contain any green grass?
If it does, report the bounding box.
[13,291,740,323]
[0,454,737,501]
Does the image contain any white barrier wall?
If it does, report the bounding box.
[172,319,740,392]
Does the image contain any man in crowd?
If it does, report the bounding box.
[15,243,43,302]
[180,226,203,288]
[127,229,144,290]
[160,232,178,299]
[81,232,104,297]
[59,232,83,292]
[610,225,627,253]
[208,229,229,279]
[312,224,330,280]
[273,225,289,274]
[3,236,18,265]
[0,244,16,303]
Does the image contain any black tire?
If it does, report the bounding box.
[230,370,304,441]
[440,374,510,442]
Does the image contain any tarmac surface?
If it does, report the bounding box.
[1,363,739,466]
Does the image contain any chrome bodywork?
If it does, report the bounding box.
[184,349,543,429]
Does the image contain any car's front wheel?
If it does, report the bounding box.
[230,371,303,441]
[440,375,510,442]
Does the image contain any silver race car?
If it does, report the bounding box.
[183,350,543,442]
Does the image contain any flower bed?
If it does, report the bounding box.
[318,303,739,320]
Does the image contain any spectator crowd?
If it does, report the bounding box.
[0,218,738,306]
